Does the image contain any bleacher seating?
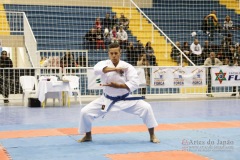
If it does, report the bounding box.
[142,0,240,45]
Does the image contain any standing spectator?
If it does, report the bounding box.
[137,54,150,94]
[0,50,13,103]
[145,41,157,66]
[96,28,106,51]
[95,17,102,29]
[231,46,240,96]
[190,39,202,65]
[204,52,223,97]
[201,16,209,34]
[85,28,96,50]
[205,10,221,40]
[109,26,118,43]
[119,13,129,30]
[103,13,111,30]
[117,25,128,50]
[170,41,182,66]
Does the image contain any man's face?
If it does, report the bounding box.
[1,52,7,59]
[108,47,121,66]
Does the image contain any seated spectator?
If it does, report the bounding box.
[119,13,129,30]
[117,25,128,50]
[48,56,60,67]
[85,28,96,50]
[111,15,119,30]
[95,17,102,29]
[40,57,49,67]
[103,13,111,29]
[60,51,76,68]
[231,46,240,64]
[170,41,182,66]
[223,58,230,65]
[96,28,106,51]
[135,40,145,55]
[182,41,191,60]
[126,42,135,65]
[202,41,212,61]
[103,27,111,45]
[76,56,87,67]
[190,39,202,65]
[223,15,233,30]
[221,33,233,48]
[110,26,118,43]
[145,41,157,66]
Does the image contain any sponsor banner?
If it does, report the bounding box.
[211,66,240,86]
[87,68,146,89]
[151,67,206,88]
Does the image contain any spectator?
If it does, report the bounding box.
[111,15,119,30]
[135,40,145,56]
[205,10,221,40]
[202,41,212,61]
[95,17,102,29]
[204,52,223,97]
[190,39,202,65]
[119,13,129,30]
[103,13,111,29]
[182,41,191,63]
[145,41,157,66]
[0,50,13,103]
[103,27,111,45]
[85,28,96,50]
[126,42,136,65]
[40,56,49,67]
[170,41,182,66]
[60,51,76,69]
[201,16,209,34]
[96,28,106,51]
[137,54,150,94]
[110,26,118,43]
[117,25,128,50]
[223,15,233,30]
[221,33,233,48]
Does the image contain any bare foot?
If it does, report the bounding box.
[150,135,160,143]
[77,135,92,143]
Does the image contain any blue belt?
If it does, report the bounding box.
[103,93,145,112]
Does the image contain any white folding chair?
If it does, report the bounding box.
[20,76,38,107]
[62,75,81,104]
[39,76,62,106]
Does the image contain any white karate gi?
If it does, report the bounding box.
[79,60,158,134]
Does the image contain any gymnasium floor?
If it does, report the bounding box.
[0,98,240,160]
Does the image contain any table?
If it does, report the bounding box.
[37,81,71,108]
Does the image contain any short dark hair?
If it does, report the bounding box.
[108,43,120,50]
[1,50,7,55]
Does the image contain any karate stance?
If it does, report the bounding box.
[78,43,160,143]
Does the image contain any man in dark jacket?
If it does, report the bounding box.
[0,50,13,103]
